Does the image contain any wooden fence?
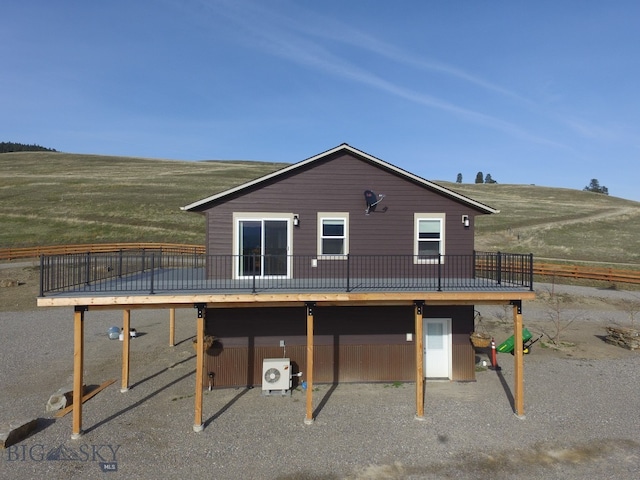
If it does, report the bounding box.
[0,243,205,261]
[2,244,639,285]
[534,262,640,285]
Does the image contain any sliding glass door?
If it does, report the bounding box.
[238,219,289,277]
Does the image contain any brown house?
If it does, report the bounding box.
[181,144,521,386]
[39,143,535,436]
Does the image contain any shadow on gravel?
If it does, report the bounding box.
[204,387,251,427]
[129,354,195,390]
[313,383,338,420]
[173,335,195,347]
[33,418,57,437]
[83,357,196,435]
[495,369,515,412]
[312,336,340,421]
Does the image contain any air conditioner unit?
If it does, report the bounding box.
[262,358,292,394]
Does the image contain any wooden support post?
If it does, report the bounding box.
[72,306,86,439]
[512,301,525,418]
[169,308,176,347]
[121,309,131,393]
[193,304,206,432]
[304,302,315,425]
[414,301,425,420]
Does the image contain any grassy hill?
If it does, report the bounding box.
[439,182,640,265]
[1,151,638,266]
[0,151,287,246]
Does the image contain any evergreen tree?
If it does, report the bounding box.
[456,173,463,183]
[475,171,484,184]
[0,142,57,153]
[583,179,609,195]
[484,173,497,184]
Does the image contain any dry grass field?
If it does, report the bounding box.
[0,151,286,246]
[438,181,640,264]
[1,151,639,266]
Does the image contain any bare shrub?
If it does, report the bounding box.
[493,304,511,325]
[618,297,640,328]
[538,288,582,345]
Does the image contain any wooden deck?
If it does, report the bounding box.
[37,261,535,439]
[38,288,535,308]
[38,263,534,308]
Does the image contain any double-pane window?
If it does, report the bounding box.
[318,214,348,257]
[414,214,445,263]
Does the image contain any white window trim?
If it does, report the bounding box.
[232,212,293,279]
[317,212,349,259]
[414,213,446,264]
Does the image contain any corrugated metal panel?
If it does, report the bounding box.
[205,346,307,387]
[204,305,473,386]
[205,348,248,387]
[451,339,475,381]
[205,343,414,387]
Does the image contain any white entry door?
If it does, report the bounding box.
[423,318,452,379]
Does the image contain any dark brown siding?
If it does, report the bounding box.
[203,305,475,387]
[196,151,479,386]
[202,152,479,258]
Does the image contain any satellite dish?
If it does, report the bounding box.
[364,190,386,214]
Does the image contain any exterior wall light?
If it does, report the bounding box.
[293,214,300,227]
[462,215,470,228]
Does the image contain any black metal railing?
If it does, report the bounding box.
[39,251,534,296]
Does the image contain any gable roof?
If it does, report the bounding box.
[181,143,499,214]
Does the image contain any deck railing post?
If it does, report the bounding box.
[529,253,534,291]
[85,252,91,286]
[70,254,75,289]
[346,253,351,292]
[149,253,155,295]
[437,254,442,292]
[497,251,502,285]
[472,250,477,279]
[252,253,257,294]
[118,249,123,278]
[39,255,45,297]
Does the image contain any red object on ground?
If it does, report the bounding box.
[490,337,500,370]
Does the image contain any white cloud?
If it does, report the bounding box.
[192,0,564,148]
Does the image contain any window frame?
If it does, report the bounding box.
[317,212,349,259]
[414,213,446,264]
[232,212,293,278]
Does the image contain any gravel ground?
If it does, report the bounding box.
[1,283,639,479]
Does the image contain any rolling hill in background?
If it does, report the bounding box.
[1,151,638,266]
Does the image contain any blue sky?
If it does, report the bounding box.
[2,1,639,201]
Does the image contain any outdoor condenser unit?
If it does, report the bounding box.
[262,358,292,394]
